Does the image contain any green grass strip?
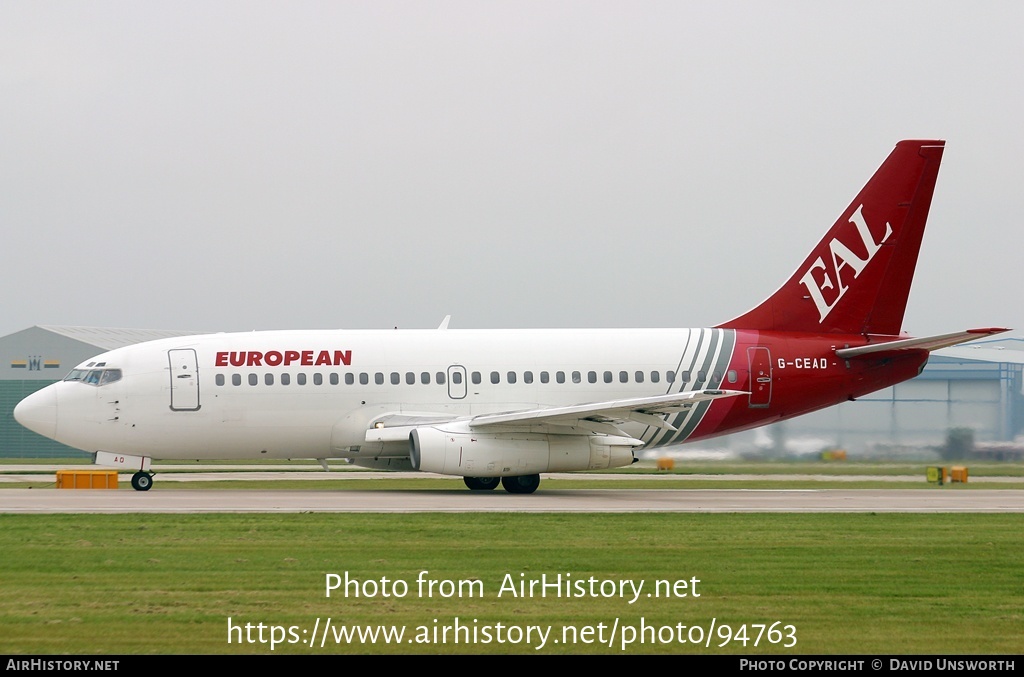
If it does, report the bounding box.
[0,513,1021,654]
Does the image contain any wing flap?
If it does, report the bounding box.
[469,390,747,429]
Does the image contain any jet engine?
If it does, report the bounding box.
[409,425,639,477]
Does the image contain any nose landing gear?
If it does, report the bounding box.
[130,471,154,491]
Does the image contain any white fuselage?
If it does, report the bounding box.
[27,327,738,462]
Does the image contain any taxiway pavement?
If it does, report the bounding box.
[1,487,1021,513]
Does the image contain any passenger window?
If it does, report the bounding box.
[248,374,258,386]
[232,374,242,386]
[588,371,597,384]
[727,370,737,384]
[265,373,274,386]
[405,372,415,385]
[360,373,369,385]
[374,372,383,385]
[452,371,462,384]
[436,372,446,385]
[507,371,517,384]
[634,371,644,383]
[390,372,400,385]
[524,371,533,384]
[651,371,660,383]
[540,371,549,383]
[572,371,581,383]
[681,371,691,383]
[281,373,291,386]
[343,373,352,385]
[216,374,225,386]
[297,373,307,385]
[490,371,500,384]
[557,371,566,384]
[697,370,706,383]
[666,371,676,383]
[421,372,430,385]
[471,372,481,385]
[314,373,323,385]
[712,370,722,383]
[619,371,628,383]
[603,371,612,383]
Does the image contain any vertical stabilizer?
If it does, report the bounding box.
[718,140,945,335]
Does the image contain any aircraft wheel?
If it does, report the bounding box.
[464,476,500,491]
[501,474,540,495]
[131,472,153,492]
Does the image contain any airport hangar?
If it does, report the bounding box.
[0,325,1021,459]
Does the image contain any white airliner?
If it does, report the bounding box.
[14,140,1008,493]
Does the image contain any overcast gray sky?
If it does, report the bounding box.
[2,2,1021,339]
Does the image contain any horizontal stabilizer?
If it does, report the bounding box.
[834,327,1010,359]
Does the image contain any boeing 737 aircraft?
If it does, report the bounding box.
[14,140,1008,493]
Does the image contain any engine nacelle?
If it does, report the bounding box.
[409,426,639,477]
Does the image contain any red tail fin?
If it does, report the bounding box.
[718,140,945,335]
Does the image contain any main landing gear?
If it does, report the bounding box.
[130,471,154,491]
[500,474,541,495]
[463,476,500,491]
[463,474,541,494]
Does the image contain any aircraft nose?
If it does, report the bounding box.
[14,385,58,440]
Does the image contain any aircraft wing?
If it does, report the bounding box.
[469,390,747,432]
[835,327,1010,359]
[363,390,747,443]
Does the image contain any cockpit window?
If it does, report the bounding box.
[99,369,122,385]
[64,368,122,386]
